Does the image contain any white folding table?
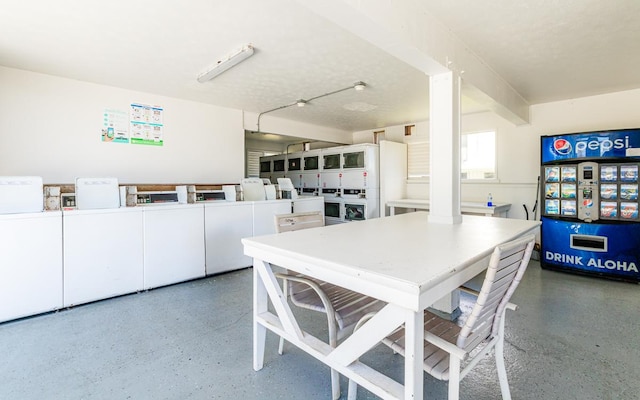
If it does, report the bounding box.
[243,212,539,399]
[386,199,511,217]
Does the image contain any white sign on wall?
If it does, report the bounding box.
[102,108,130,143]
[130,103,164,146]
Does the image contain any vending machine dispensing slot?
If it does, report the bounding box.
[570,234,607,252]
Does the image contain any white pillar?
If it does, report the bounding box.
[428,71,462,317]
[429,71,462,225]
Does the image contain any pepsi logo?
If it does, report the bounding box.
[553,139,572,155]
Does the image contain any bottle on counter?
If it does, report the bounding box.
[487,193,493,207]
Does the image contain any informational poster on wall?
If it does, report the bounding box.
[102,108,130,143]
[130,103,164,146]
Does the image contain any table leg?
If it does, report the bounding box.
[404,309,424,400]
[253,260,267,371]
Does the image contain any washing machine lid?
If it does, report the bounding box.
[75,177,120,210]
[0,176,43,214]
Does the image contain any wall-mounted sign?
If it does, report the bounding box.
[130,103,164,146]
[102,108,130,143]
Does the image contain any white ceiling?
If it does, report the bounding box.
[2,0,639,137]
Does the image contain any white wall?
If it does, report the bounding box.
[0,66,246,184]
[354,88,640,220]
[0,66,353,185]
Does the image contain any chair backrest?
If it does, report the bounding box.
[456,234,536,351]
[274,211,324,233]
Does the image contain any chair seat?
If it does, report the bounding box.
[289,275,385,331]
[382,310,465,381]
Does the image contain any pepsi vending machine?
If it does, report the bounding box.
[540,128,640,282]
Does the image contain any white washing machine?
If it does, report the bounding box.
[63,207,144,307]
[142,203,205,289]
[204,201,254,275]
[0,211,63,322]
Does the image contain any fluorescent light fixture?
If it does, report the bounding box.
[197,44,254,83]
[296,99,307,107]
[353,81,366,91]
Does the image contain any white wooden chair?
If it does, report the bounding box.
[274,211,385,400]
[348,234,536,400]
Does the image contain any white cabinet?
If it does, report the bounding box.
[63,208,144,307]
[0,211,62,323]
[204,202,253,275]
[142,204,205,289]
[252,200,292,236]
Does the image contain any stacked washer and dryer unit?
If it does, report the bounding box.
[260,143,380,224]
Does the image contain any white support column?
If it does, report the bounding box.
[429,71,462,225]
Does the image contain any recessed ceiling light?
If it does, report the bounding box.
[353,81,367,91]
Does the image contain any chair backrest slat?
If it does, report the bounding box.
[274,211,324,233]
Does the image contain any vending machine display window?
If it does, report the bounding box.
[620,165,638,182]
[561,166,576,182]
[600,165,618,182]
[600,184,617,200]
[545,183,559,198]
[561,184,576,199]
[620,202,639,220]
[620,184,638,200]
[323,154,340,170]
[600,202,618,219]
[561,200,576,216]
[545,199,560,215]
[288,158,301,171]
[545,167,559,182]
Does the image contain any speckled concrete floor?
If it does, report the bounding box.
[0,261,638,400]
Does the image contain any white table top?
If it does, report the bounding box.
[243,212,539,311]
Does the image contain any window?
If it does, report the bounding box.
[406,130,496,181]
[246,150,279,177]
[407,141,430,179]
[461,131,496,180]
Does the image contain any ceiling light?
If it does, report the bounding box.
[197,44,254,83]
[296,99,307,107]
[353,81,367,91]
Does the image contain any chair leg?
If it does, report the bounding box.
[329,323,340,400]
[278,280,289,355]
[495,337,512,400]
[278,336,285,355]
[448,357,461,400]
